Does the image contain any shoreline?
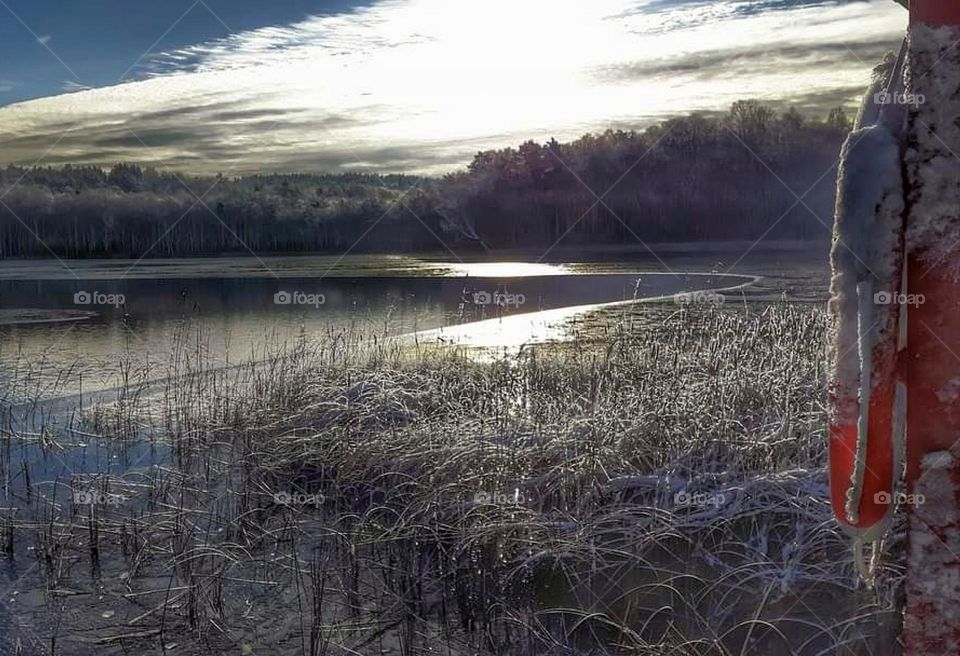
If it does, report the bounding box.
[2,270,759,417]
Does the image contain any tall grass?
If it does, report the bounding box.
[0,303,903,655]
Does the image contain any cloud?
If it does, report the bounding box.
[61,81,93,93]
[0,80,16,93]
[0,0,905,175]
[598,41,898,83]
[36,34,51,45]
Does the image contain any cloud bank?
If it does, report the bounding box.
[0,0,905,175]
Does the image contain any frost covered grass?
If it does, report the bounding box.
[1,303,903,655]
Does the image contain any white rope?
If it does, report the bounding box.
[853,537,880,587]
[848,234,909,586]
[846,280,874,525]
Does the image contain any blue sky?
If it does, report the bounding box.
[0,0,367,101]
[0,0,906,174]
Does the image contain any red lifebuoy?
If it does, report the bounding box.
[829,381,898,532]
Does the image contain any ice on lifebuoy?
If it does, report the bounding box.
[828,51,906,538]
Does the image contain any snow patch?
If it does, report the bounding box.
[905,24,960,268]
[906,451,960,644]
[829,53,906,424]
[828,121,904,423]
[936,376,960,405]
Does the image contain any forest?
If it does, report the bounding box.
[0,100,852,258]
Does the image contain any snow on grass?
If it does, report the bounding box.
[36,303,902,654]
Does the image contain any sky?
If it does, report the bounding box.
[0,0,907,175]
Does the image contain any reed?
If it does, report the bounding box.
[0,303,902,655]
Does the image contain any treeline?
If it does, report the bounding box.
[0,167,434,257]
[0,101,852,258]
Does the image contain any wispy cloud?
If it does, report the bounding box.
[61,81,93,93]
[36,34,51,45]
[0,0,905,174]
[0,80,16,93]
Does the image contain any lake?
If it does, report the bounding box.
[0,243,829,424]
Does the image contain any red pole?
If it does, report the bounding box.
[904,0,960,652]
[910,0,960,26]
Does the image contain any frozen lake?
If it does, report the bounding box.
[0,244,829,409]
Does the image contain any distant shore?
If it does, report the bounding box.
[0,238,831,262]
